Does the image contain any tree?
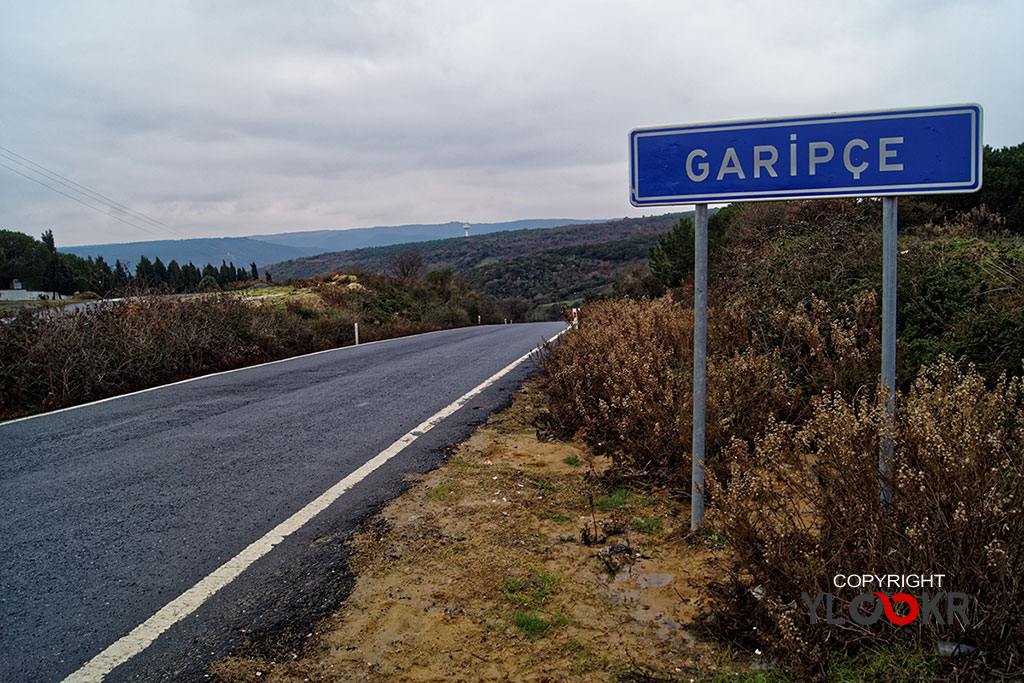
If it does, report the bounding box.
[648,209,735,290]
[183,263,201,290]
[42,252,74,297]
[94,256,114,294]
[167,260,183,292]
[218,260,232,285]
[0,230,49,288]
[39,229,75,296]
[113,260,131,290]
[152,257,168,288]
[935,143,1024,232]
[390,250,425,279]
[135,256,154,288]
[648,217,696,289]
[41,229,56,253]
[197,274,220,291]
[250,262,259,280]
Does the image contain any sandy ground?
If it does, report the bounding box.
[211,378,741,682]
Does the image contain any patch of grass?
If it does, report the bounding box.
[425,481,460,500]
[502,576,527,593]
[237,285,295,298]
[562,638,587,654]
[532,477,556,492]
[632,492,657,507]
[556,535,575,544]
[511,611,554,640]
[597,486,632,511]
[538,510,572,523]
[500,569,559,609]
[562,455,583,466]
[630,516,664,534]
[698,529,728,550]
[827,645,941,683]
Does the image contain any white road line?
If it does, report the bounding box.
[1,325,478,427]
[62,330,562,682]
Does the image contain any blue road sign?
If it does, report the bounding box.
[630,104,982,205]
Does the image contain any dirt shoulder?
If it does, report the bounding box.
[211,377,743,682]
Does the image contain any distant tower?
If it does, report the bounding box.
[463,223,470,238]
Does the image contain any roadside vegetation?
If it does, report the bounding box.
[540,150,1024,681]
[0,255,513,421]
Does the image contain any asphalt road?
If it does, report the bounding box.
[0,322,565,681]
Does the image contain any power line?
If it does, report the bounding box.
[0,145,194,240]
[0,145,191,238]
[0,159,173,240]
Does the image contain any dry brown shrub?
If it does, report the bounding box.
[284,293,324,317]
[706,358,1024,678]
[729,199,869,244]
[0,295,317,418]
[315,283,356,309]
[712,200,881,311]
[702,349,801,475]
[541,297,799,485]
[769,290,881,400]
[540,296,693,477]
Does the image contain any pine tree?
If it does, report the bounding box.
[94,256,113,294]
[153,257,168,288]
[167,260,183,292]
[218,260,231,285]
[136,256,154,288]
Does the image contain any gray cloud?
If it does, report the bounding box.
[1,0,1022,245]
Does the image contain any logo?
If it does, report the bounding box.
[803,574,970,627]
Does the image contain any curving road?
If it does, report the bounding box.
[0,322,564,681]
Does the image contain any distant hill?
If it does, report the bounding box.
[254,219,602,253]
[59,219,600,269]
[60,237,308,270]
[460,233,661,315]
[264,214,686,281]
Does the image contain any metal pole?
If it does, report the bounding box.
[354,322,359,346]
[880,197,898,505]
[692,203,708,531]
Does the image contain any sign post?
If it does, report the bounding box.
[630,105,982,528]
[691,203,708,530]
[880,196,898,505]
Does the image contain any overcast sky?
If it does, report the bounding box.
[2,1,1022,247]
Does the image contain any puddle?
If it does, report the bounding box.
[605,570,698,650]
[636,572,673,588]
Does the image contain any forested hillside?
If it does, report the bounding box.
[459,234,659,318]
[264,214,687,281]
